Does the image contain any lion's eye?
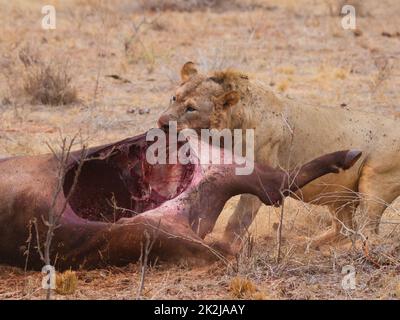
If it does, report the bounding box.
[171,96,177,103]
[185,106,196,112]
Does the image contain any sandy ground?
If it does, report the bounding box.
[0,0,400,299]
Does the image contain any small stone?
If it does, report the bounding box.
[138,108,150,115]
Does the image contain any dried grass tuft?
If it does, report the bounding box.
[56,270,78,295]
[139,0,226,12]
[18,44,77,106]
[23,64,77,106]
[229,276,257,299]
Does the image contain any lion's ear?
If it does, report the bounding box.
[180,61,198,82]
[217,91,240,109]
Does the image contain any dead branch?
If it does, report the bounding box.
[136,223,160,300]
[31,133,88,300]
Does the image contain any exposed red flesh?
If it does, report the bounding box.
[0,132,361,269]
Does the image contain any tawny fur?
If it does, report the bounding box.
[158,64,400,249]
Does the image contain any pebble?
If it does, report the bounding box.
[127,107,150,115]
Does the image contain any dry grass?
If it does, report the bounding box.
[56,270,78,295]
[277,80,289,93]
[0,0,399,299]
[23,64,77,106]
[139,0,235,12]
[1,230,398,299]
[18,44,77,106]
[229,276,257,299]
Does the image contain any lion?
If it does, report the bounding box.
[157,61,400,250]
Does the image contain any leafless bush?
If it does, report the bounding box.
[124,14,162,74]
[368,56,393,94]
[136,230,158,300]
[32,133,87,299]
[18,44,77,106]
[23,64,77,106]
[0,54,19,109]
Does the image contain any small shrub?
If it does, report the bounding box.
[335,68,348,80]
[56,270,78,295]
[229,276,257,299]
[277,80,289,93]
[23,64,77,106]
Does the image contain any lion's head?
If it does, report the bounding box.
[158,62,249,132]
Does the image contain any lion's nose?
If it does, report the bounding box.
[157,114,170,131]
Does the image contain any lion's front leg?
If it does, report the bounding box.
[223,194,262,243]
[219,144,279,252]
[206,195,261,256]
